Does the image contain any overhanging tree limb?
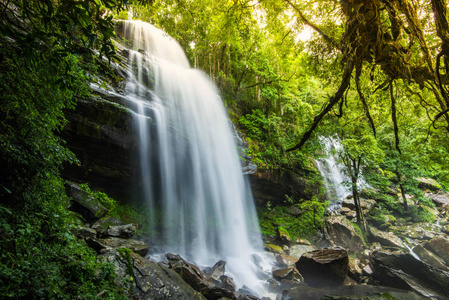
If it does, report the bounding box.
[287,61,354,151]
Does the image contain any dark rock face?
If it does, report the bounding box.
[295,248,349,288]
[61,94,138,201]
[248,168,321,206]
[424,236,449,264]
[272,267,303,282]
[100,250,206,299]
[370,251,449,298]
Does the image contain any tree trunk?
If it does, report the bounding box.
[351,176,366,231]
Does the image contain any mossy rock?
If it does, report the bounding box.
[264,243,285,254]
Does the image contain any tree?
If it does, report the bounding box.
[338,134,384,230]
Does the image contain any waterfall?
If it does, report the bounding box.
[316,137,369,212]
[118,20,266,294]
[315,137,352,211]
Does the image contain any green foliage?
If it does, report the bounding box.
[258,198,326,239]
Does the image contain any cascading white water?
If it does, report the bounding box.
[316,137,370,212]
[119,20,267,294]
[315,137,352,211]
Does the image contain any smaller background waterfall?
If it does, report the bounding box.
[115,20,270,295]
[315,137,368,212]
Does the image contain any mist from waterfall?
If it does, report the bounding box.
[118,20,268,294]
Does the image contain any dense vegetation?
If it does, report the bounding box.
[1,0,449,297]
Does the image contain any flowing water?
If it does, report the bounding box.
[118,20,268,295]
[315,137,352,212]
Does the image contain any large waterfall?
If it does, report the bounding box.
[118,20,266,293]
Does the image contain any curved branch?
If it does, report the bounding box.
[390,81,401,154]
[287,61,354,151]
[355,64,376,137]
[285,0,339,50]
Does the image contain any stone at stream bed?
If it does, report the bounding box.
[323,216,364,253]
[86,236,148,256]
[368,226,405,249]
[424,236,449,264]
[100,250,206,299]
[370,251,449,298]
[426,191,449,207]
[295,247,349,288]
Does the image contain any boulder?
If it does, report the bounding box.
[347,257,363,281]
[323,216,364,253]
[289,244,316,259]
[417,177,441,192]
[370,251,449,298]
[275,254,298,267]
[220,275,236,292]
[295,247,349,288]
[368,226,405,249]
[413,244,448,270]
[86,237,148,256]
[424,236,449,264]
[103,223,137,238]
[278,227,291,244]
[66,182,109,222]
[70,225,96,238]
[204,260,226,283]
[100,250,206,299]
[166,253,214,293]
[272,267,303,282]
[426,192,449,207]
[91,215,124,235]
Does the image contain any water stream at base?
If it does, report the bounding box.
[117,20,270,295]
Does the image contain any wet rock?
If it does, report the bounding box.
[204,260,226,283]
[220,275,236,292]
[275,254,298,267]
[417,177,441,192]
[166,253,214,293]
[424,236,449,264]
[323,216,364,253]
[370,251,449,298]
[289,244,316,259]
[272,267,303,282]
[287,205,303,216]
[413,244,448,270]
[66,182,109,222]
[342,198,355,210]
[295,247,349,288]
[368,226,405,249]
[362,264,373,276]
[86,236,148,256]
[103,223,137,238]
[238,285,258,298]
[100,250,206,299]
